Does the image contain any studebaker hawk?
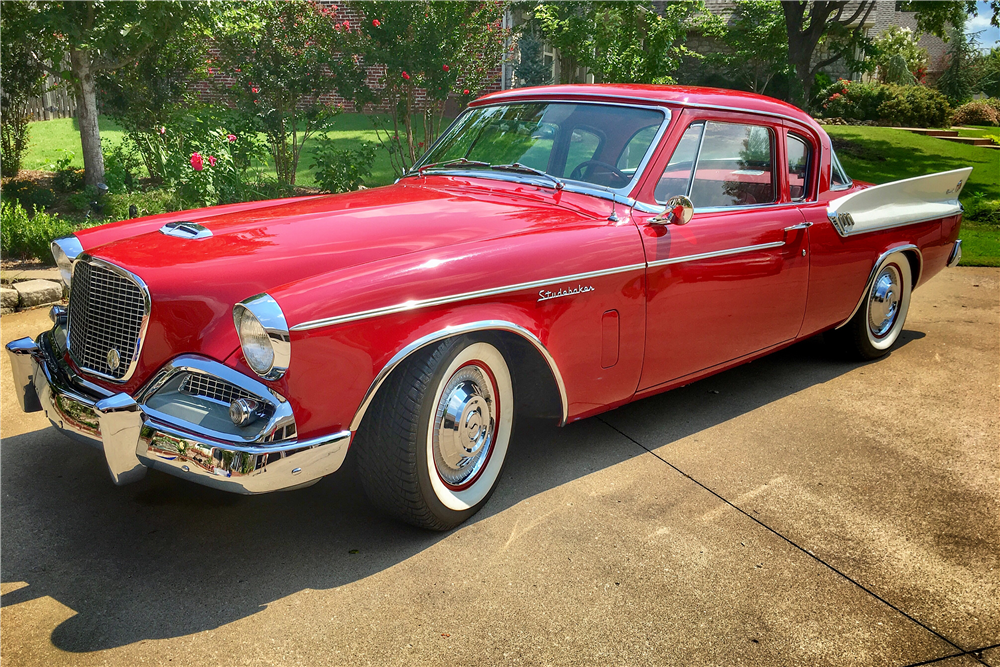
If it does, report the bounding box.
[7,84,968,530]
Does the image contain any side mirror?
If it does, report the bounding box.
[650,195,694,226]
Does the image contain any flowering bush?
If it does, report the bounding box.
[214,1,366,185]
[951,100,1000,127]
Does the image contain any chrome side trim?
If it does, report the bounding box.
[66,254,152,384]
[835,245,922,329]
[947,240,963,268]
[290,263,645,332]
[647,241,786,268]
[350,320,569,431]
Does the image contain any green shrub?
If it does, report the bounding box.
[103,140,143,193]
[103,189,179,221]
[309,138,377,194]
[951,100,1000,127]
[0,200,97,263]
[877,86,950,127]
[0,179,56,211]
[820,80,949,127]
[964,194,1000,227]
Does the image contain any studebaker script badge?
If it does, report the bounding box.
[538,284,595,302]
[107,348,121,371]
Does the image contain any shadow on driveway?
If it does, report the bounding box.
[0,332,923,652]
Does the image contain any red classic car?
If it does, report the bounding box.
[7,84,968,530]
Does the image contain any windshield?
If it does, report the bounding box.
[415,102,665,190]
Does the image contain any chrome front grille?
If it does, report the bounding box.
[68,260,148,381]
[180,373,257,406]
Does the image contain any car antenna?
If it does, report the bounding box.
[607,192,619,222]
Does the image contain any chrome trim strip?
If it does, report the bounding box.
[835,245,922,329]
[947,239,963,268]
[66,254,152,384]
[290,263,645,332]
[647,241,786,268]
[409,101,672,199]
[350,320,569,431]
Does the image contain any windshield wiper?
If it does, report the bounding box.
[490,163,564,190]
[414,158,492,176]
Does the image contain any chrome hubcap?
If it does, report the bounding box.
[433,364,497,488]
[868,265,901,338]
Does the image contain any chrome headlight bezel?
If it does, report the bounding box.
[233,293,290,381]
[51,236,84,287]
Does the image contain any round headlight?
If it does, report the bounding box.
[233,293,290,380]
[238,309,275,374]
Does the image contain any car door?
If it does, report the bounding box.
[631,109,810,391]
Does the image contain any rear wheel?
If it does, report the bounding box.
[828,252,912,360]
[355,336,514,530]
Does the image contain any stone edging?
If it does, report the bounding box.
[1,271,66,314]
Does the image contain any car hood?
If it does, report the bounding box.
[73,178,596,393]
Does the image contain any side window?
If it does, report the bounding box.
[617,124,659,176]
[654,122,704,203]
[689,122,776,208]
[564,128,602,180]
[830,148,852,190]
[787,134,811,201]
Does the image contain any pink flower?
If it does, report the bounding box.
[207,155,217,167]
[841,88,848,95]
[342,20,349,29]
[443,64,449,72]
[463,89,470,95]
[251,86,259,93]
[227,134,237,142]
[190,153,204,171]
[829,93,842,101]
[159,126,166,135]
[401,71,410,80]
[372,19,380,27]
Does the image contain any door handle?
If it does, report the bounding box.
[783,222,813,232]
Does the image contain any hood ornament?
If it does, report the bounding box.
[160,221,212,240]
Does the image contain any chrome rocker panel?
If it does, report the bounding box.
[5,335,350,494]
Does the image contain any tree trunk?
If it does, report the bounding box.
[70,46,105,187]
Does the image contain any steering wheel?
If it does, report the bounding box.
[568,160,630,186]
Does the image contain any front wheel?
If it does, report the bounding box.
[355,336,514,530]
[828,252,912,360]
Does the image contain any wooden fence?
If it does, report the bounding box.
[25,74,76,121]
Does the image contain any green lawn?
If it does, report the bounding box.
[20,117,1000,266]
[954,125,1000,143]
[825,125,999,266]
[22,113,399,188]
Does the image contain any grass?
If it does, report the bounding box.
[954,125,1000,143]
[825,125,999,266]
[19,117,1000,267]
[22,113,400,187]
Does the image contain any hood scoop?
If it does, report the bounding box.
[160,221,213,240]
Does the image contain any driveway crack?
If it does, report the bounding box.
[596,416,988,666]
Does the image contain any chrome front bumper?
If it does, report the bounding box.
[6,334,351,494]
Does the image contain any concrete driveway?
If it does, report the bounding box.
[2,267,997,666]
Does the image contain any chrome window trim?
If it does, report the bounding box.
[646,241,786,268]
[835,245,922,329]
[830,148,853,191]
[474,91,808,126]
[289,262,646,332]
[407,101,673,200]
[137,354,296,444]
[66,254,152,384]
[786,132,813,203]
[350,320,569,431]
